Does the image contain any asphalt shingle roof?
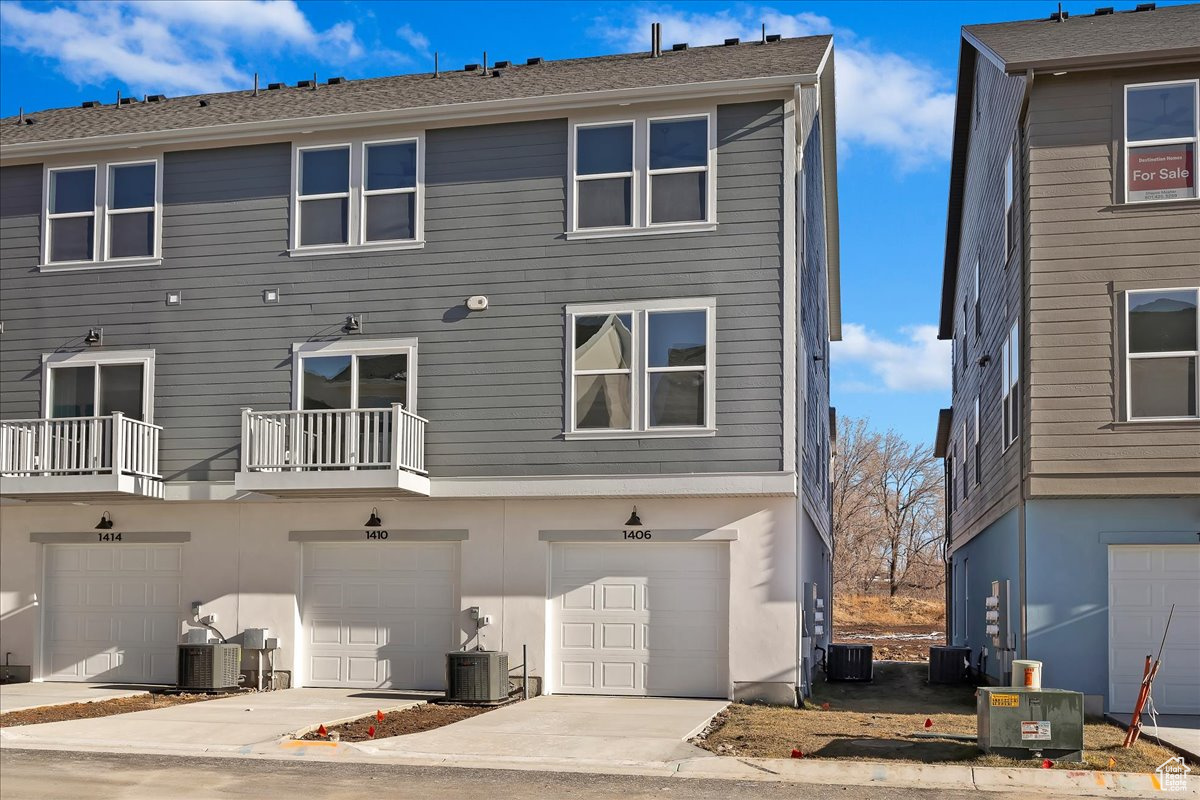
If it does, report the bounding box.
[964,2,1200,72]
[1,36,831,146]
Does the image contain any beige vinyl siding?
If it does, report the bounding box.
[1025,65,1200,497]
[947,55,1026,550]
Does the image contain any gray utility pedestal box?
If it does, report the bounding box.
[978,687,1084,762]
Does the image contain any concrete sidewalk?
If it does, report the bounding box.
[0,682,156,714]
[366,695,727,764]
[1,688,425,751]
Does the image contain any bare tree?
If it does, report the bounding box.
[831,416,945,598]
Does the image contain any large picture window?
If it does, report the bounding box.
[292,137,422,253]
[44,158,160,267]
[1124,80,1198,203]
[570,111,715,235]
[566,299,715,436]
[1125,288,1199,420]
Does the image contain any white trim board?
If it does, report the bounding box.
[539,529,737,542]
[288,529,468,542]
[30,531,189,543]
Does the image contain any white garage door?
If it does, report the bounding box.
[1109,545,1200,714]
[549,543,728,698]
[302,542,458,689]
[44,544,183,683]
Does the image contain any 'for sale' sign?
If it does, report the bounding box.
[1128,144,1195,202]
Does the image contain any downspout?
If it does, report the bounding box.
[1016,68,1034,660]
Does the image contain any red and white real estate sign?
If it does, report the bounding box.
[1128,144,1195,202]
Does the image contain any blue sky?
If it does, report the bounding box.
[1,1,1183,445]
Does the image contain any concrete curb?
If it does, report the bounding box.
[3,734,1192,796]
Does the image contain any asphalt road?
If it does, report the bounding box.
[0,749,1030,800]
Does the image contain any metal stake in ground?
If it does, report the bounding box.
[1123,604,1174,748]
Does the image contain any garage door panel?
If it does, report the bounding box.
[550,543,727,698]
[302,542,458,690]
[1109,545,1200,714]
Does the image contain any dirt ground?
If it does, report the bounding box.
[835,624,945,662]
[834,595,946,662]
[0,692,220,727]
[298,702,497,742]
[692,662,1176,774]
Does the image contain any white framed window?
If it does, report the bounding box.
[292,339,417,412]
[567,110,716,238]
[1124,287,1199,421]
[973,394,981,486]
[41,350,156,423]
[291,135,423,255]
[1123,79,1198,203]
[1003,140,1016,256]
[42,157,162,269]
[960,423,969,500]
[973,257,981,341]
[565,298,716,437]
[1001,320,1020,448]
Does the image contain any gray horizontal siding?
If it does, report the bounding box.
[0,101,786,481]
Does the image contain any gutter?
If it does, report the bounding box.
[1,73,818,163]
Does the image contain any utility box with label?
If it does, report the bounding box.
[977,687,1084,762]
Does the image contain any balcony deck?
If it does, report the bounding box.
[234,404,430,497]
[0,413,164,500]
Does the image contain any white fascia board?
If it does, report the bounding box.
[1,74,817,164]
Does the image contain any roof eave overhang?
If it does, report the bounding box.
[933,408,953,458]
[815,38,842,342]
[939,39,977,340]
[1003,46,1200,75]
[0,72,819,163]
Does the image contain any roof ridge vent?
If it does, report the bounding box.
[765,34,782,42]
[464,63,480,71]
[118,96,138,105]
[1049,9,1069,19]
[146,94,166,102]
[81,100,102,108]
[526,57,543,65]
[724,37,740,46]
[267,82,285,90]
[1134,2,1155,10]
[325,76,346,85]
[672,42,688,51]
[494,60,511,68]
[295,79,315,88]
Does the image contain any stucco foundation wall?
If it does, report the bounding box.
[0,495,804,698]
[798,499,831,695]
[1025,497,1200,710]
[949,507,1020,685]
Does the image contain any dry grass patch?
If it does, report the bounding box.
[692,662,1176,773]
[834,595,944,628]
[0,692,219,727]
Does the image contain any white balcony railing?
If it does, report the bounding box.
[0,412,162,479]
[240,403,427,476]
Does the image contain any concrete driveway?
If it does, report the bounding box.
[367,695,728,765]
[0,682,155,714]
[1,688,425,751]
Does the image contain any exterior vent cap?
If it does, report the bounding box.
[267,82,285,90]
[1049,9,1069,19]
[672,43,688,51]
[325,76,346,85]
[491,69,504,77]
[198,99,210,107]
[526,57,543,65]
[1094,6,1114,13]
[494,60,510,68]
[723,37,740,46]
[118,96,138,105]
[1135,2,1155,9]
[81,100,102,108]
[766,34,782,42]
[464,63,480,71]
[146,94,166,102]
[23,117,36,124]
[295,79,315,88]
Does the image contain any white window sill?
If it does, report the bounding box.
[288,241,425,258]
[1119,416,1200,424]
[564,222,717,241]
[563,428,717,441]
[38,257,162,273]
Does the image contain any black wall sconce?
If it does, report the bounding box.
[625,506,642,527]
[364,507,382,528]
[343,315,361,334]
[84,328,103,346]
[95,512,114,530]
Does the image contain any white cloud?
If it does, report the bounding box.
[396,23,431,57]
[832,323,950,393]
[592,5,955,170]
[1,1,366,96]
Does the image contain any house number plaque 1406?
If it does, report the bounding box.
[623,530,652,540]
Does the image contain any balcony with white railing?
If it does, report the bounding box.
[0,412,164,499]
[234,403,430,496]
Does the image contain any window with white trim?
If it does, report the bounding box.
[1000,321,1020,447]
[973,257,981,341]
[1125,287,1199,420]
[570,112,715,235]
[293,137,422,252]
[973,394,981,486]
[1124,79,1198,203]
[566,299,715,435]
[960,423,969,500]
[44,158,161,267]
[1004,140,1016,256]
[43,352,155,422]
[293,341,416,412]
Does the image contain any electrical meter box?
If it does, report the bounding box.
[242,628,271,650]
[978,687,1084,761]
[984,580,1010,649]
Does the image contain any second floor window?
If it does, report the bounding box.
[1126,288,1199,421]
[1124,80,1198,203]
[296,343,415,412]
[973,394,981,486]
[293,138,421,251]
[44,159,160,266]
[1001,321,1020,448]
[571,112,714,234]
[566,299,715,435]
[1004,140,1016,257]
[44,353,154,422]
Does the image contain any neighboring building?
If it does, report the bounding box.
[0,32,840,704]
[935,3,1200,716]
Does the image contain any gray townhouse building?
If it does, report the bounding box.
[0,34,840,704]
[935,3,1200,717]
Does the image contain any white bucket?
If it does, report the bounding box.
[1012,659,1043,688]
